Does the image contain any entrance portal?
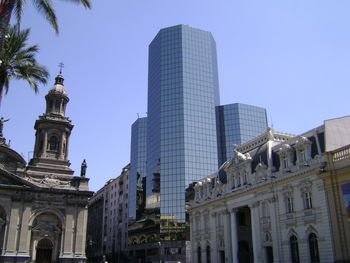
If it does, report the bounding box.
[265,246,274,263]
[36,238,53,263]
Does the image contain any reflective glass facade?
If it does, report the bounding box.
[147,25,220,230]
[129,117,147,220]
[216,103,268,165]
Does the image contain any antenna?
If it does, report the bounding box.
[137,113,139,118]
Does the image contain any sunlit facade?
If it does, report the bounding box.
[129,117,147,221]
[146,25,220,231]
[216,103,268,166]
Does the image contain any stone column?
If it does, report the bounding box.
[65,132,70,159]
[190,216,195,263]
[60,132,65,159]
[230,208,239,263]
[32,239,38,260]
[74,206,88,258]
[201,240,206,263]
[3,202,21,256]
[43,131,48,156]
[210,212,218,263]
[1,217,8,254]
[34,130,40,157]
[59,99,63,115]
[250,203,261,263]
[269,196,280,262]
[62,210,74,258]
[223,210,232,263]
[18,204,31,253]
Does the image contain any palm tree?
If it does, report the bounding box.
[0,25,49,104]
[0,0,91,52]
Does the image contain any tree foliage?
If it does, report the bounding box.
[0,25,49,103]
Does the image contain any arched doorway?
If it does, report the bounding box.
[30,212,63,262]
[36,238,53,263]
[238,240,251,263]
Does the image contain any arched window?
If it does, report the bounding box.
[206,245,211,263]
[243,171,247,185]
[48,136,59,152]
[309,233,320,263]
[197,246,202,263]
[290,235,300,263]
[55,100,60,111]
[304,191,313,209]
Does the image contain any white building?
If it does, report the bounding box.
[188,116,350,263]
[87,164,129,261]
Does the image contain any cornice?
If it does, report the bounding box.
[188,162,324,212]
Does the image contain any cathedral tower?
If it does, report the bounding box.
[27,74,74,176]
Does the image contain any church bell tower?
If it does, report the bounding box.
[26,73,74,176]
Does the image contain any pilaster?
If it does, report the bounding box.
[229,208,238,263]
[249,202,262,263]
[268,197,280,262]
[210,212,217,263]
[223,210,232,263]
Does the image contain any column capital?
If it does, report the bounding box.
[229,207,239,214]
[211,212,217,218]
[249,201,260,208]
[222,209,230,215]
[267,195,277,203]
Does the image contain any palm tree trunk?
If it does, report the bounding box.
[0,0,15,53]
[0,74,5,107]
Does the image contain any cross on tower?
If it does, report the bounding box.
[59,62,64,74]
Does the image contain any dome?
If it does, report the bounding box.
[48,75,67,96]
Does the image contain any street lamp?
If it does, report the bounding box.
[158,241,162,263]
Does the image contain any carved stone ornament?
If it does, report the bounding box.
[32,220,61,233]
[233,146,252,164]
[26,175,70,187]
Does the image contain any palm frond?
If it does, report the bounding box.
[61,0,91,8]
[32,0,58,33]
[14,0,26,30]
[0,25,49,99]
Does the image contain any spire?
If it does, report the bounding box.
[54,62,65,85]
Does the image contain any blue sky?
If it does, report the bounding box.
[2,0,349,191]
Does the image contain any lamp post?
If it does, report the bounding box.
[158,241,162,263]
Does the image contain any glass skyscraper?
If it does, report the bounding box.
[147,25,220,232]
[129,117,147,221]
[128,25,269,262]
[216,103,268,165]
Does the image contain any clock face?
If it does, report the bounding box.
[218,169,227,184]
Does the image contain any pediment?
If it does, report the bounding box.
[0,168,37,188]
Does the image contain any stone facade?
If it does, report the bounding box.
[0,74,92,263]
[188,116,350,263]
